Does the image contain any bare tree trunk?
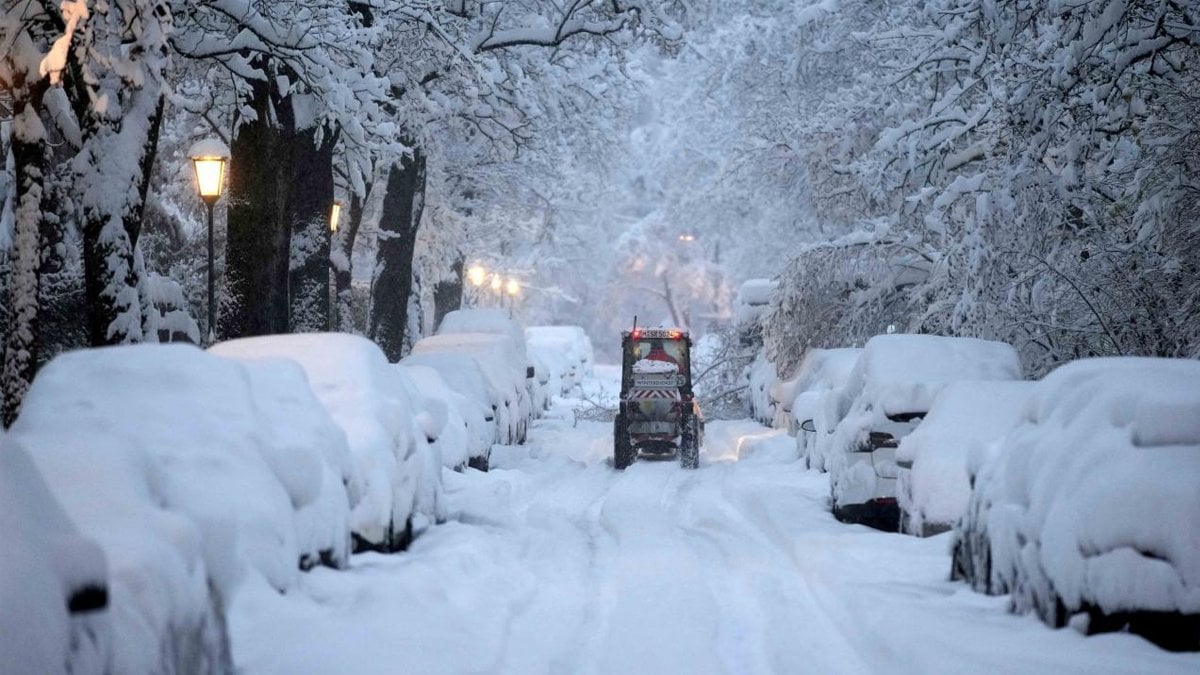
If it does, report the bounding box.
[288,127,335,332]
[369,148,425,361]
[1,81,47,427]
[432,255,464,331]
[223,61,292,338]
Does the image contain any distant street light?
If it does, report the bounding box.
[467,265,487,287]
[505,278,520,296]
[188,138,230,345]
[678,233,696,242]
[329,200,344,233]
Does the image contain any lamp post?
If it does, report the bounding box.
[466,264,487,307]
[490,273,502,307]
[505,277,520,312]
[188,138,230,345]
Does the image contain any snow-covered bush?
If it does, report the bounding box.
[896,381,1034,537]
[0,434,109,675]
[211,333,443,552]
[788,347,862,471]
[826,334,1022,529]
[953,357,1200,651]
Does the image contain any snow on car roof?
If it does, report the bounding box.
[846,334,1022,415]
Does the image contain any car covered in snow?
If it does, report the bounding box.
[212,333,444,552]
[827,334,1022,531]
[951,357,1200,651]
[526,325,594,397]
[895,380,1034,537]
[788,347,862,471]
[437,308,539,421]
[10,345,353,672]
[399,350,506,462]
[411,332,532,445]
[1,435,111,675]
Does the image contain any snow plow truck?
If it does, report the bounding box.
[613,326,704,470]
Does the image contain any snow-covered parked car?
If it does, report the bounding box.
[438,308,539,420]
[9,345,350,672]
[895,380,1034,537]
[789,347,862,471]
[951,357,1200,651]
[746,351,779,425]
[412,332,532,444]
[212,333,444,552]
[526,325,594,393]
[827,334,1022,531]
[395,363,489,470]
[1,435,110,675]
[399,351,500,468]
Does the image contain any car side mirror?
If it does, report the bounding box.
[526,366,536,379]
[800,419,816,433]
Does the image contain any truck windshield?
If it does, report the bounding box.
[632,338,688,375]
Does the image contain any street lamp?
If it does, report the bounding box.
[505,277,520,311]
[467,264,487,287]
[188,138,230,345]
[330,199,344,233]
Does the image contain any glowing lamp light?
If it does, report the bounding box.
[468,265,487,286]
[330,200,344,233]
[678,233,696,242]
[187,138,230,204]
[505,278,520,296]
[490,274,503,292]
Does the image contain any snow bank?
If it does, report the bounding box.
[955,357,1200,649]
[896,381,1034,536]
[789,348,862,471]
[828,334,1022,511]
[212,333,442,551]
[0,434,108,675]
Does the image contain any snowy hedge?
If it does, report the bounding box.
[952,357,1200,651]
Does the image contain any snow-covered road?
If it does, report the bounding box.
[230,367,1198,674]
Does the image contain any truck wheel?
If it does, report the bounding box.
[614,414,634,470]
[680,417,700,470]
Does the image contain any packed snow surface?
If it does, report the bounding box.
[230,366,1198,674]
